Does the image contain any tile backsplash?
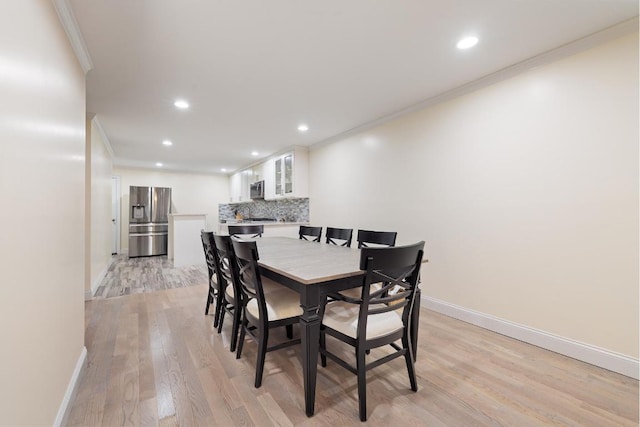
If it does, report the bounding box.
[218,198,309,223]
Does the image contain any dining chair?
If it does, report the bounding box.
[232,239,302,388]
[335,229,397,300]
[319,241,425,421]
[356,229,397,248]
[299,225,322,242]
[228,224,264,240]
[211,234,244,353]
[325,227,353,247]
[201,230,223,326]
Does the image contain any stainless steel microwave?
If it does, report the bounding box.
[250,180,265,199]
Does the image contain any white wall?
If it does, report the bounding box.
[114,167,229,251]
[0,1,86,425]
[309,33,638,359]
[87,117,113,295]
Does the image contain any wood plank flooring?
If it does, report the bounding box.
[94,255,208,299]
[67,284,638,426]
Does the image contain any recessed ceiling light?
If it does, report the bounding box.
[174,99,189,109]
[457,36,479,50]
[298,124,309,132]
[162,140,173,146]
[221,168,227,172]
[156,162,163,167]
[251,151,259,156]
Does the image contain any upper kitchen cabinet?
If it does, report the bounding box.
[251,164,264,183]
[229,170,251,202]
[264,146,308,199]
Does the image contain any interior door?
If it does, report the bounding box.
[111,176,120,255]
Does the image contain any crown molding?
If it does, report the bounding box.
[311,16,639,151]
[91,116,114,158]
[52,0,94,74]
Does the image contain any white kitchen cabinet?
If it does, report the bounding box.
[251,163,264,183]
[230,172,241,202]
[265,146,308,199]
[263,158,276,199]
[229,170,251,202]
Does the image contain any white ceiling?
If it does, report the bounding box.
[66,0,638,175]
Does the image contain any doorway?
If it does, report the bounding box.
[111,175,121,255]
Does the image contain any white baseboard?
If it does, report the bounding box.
[422,296,639,380]
[54,346,87,427]
[85,257,115,300]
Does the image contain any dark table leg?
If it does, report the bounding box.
[300,286,321,417]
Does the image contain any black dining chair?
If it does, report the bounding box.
[211,234,244,353]
[232,239,302,388]
[319,241,425,421]
[201,230,223,327]
[335,229,398,300]
[228,224,264,240]
[299,225,322,242]
[356,229,397,248]
[325,227,353,247]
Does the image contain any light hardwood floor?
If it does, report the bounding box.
[66,283,638,426]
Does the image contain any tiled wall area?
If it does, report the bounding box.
[218,198,309,222]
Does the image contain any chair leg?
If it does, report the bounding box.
[230,309,241,353]
[255,327,269,388]
[205,289,212,315]
[356,348,367,422]
[403,335,418,392]
[236,316,247,360]
[217,306,226,333]
[285,324,293,339]
[213,294,223,329]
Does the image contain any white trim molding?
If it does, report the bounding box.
[86,256,115,300]
[92,116,115,158]
[52,0,94,74]
[423,296,639,380]
[312,17,639,151]
[54,346,87,427]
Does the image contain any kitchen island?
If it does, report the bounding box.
[168,213,207,267]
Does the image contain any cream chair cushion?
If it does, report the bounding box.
[225,276,282,301]
[261,276,288,294]
[322,301,403,340]
[337,283,382,299]
[246,287,302,321]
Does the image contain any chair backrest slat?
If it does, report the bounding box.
[356,229,397,248]
[228,224,264,240]
[325,227,353,247]
[299,226,322,242]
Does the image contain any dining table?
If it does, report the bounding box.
[254,236,422,417]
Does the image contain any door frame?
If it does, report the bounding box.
[112,175,121,254]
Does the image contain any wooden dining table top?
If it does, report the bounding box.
[255,236,363,285]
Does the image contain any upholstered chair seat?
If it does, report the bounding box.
[322,301,403,340]
[246,288,303,321]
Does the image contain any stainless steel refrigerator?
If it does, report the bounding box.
[128,186,172,257]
